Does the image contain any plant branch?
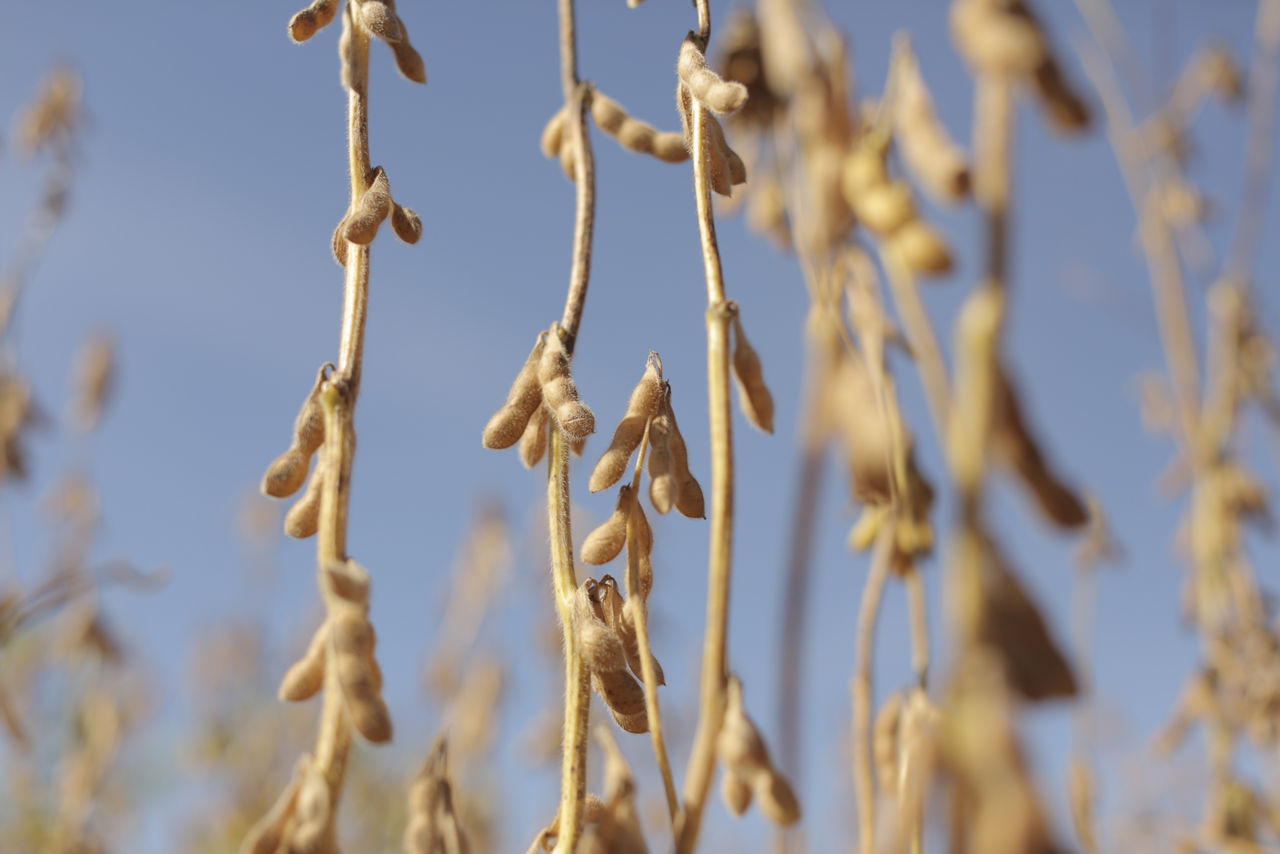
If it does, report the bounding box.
[547,427,590,854]
[676,78,737,854]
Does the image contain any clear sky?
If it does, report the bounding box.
[0,1,1276,851]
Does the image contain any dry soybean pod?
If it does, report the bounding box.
[344,165,393,244]
[279,620,330,702]
[591,89,688,164]
[892,34,970,203]
[261,363,331,498]
[537,323,595,440]
[590,354,663,492]
[284,460,326,539]
[582,485,634,565]
[519,404,550,469]
[540,104,569,158]
[288,0,338,42]
[482,331,547,450]
[730,305,775,433]
[331,611,393,743]
[678,34,749,114]
[665,387,705,518]
[647,384,679,514]
[390,202,422,244]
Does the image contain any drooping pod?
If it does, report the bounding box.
[519,405,549,469]
[287,761,332,853]
[288,0,338,42]
[537,324,595,440]
[590,354,663,493]
[646,385,678,514]
[574,580,649,733]
[391,202,423,244]
[238,756,309,854]
[331,610,393,742]
[390,38,427,84]
[279,620,329,702]
[540,104,569,158]
[284,460,326,539]
[677,83,747,197]
[729,306,775,433]
[993,368,1087,528]
[664,388,706,518]
[590,89,688,163]
[582,485,634,565]
[892,34,971,203]
[404,738,471,854]
[715,675,801,826]
[598,575,664,685]
[678,34,749,114]
[482,332,547,450]
[344,166,393,245]
[262,363,331,498]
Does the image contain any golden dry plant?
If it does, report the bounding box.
[247,1,426,852]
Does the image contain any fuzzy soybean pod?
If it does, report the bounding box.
[483,332,546,450]
[730,308,775,433]
[390,36,427,85]
[288,0,338,42]
[519,405,549,469]
[284,460,326,539]
[575,582,649,733]
[278,620,329,702]
[852,180,917,236]
[331,611,393,743]
[892,219,954,276]
[590,355,663,492]
[646,388,678,514]
[261,363,330,498]
[537,324,595,440]
[665,389,706,518]
[582,485,634,565]
[677,83,746,197]
[344,166,393,245]
[590,90,688,163]
[355,0,403,43]
[391,202,423,244]
[598,576,664,685]
[678,35,749,114]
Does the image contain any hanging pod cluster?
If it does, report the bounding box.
[677,33,749,197]
[333,164,423,264]
[482,324,595,464]
[261,364,332,539]
[291,0,426,84]
[716,675,801,826]
[574,576,663,734]
[276,558,394,742]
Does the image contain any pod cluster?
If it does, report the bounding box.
[290,0,426,85]
[716,675,801,826]
[260,364,331,539]
[574,576,662,734]
[482,324,595,464]
[276,558,394,742]
[239,754,331,854]
[677,34,749,197]
[404,738,471,854]
[333,164,423,265]
[542,87,689,177]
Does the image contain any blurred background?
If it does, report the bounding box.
[0,1,1276,851]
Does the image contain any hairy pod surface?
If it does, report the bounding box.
[664,389,705,518]
[288,0,338,42]
[646,394,678,514]
[519,405,549,469]
[391,202,423,243]
[679,36,749,114]
[730,311,775,433]
[582,486,633,565]
[537,326,595,440]
[279,621,330,702]
[344,166,393,245]
[284,461,326,538]
[482,332,546,450]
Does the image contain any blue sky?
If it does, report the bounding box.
[1,1,1276,851]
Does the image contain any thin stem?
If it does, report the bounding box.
[880,243,952,447]
[852,521,894,854]
[904,562,930,688]
[311,14,373,838]
[676,95,736,854]
[547,427,589,854]
[560,82,596,352]
[558,0,578,101]
[624,422,681,828]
